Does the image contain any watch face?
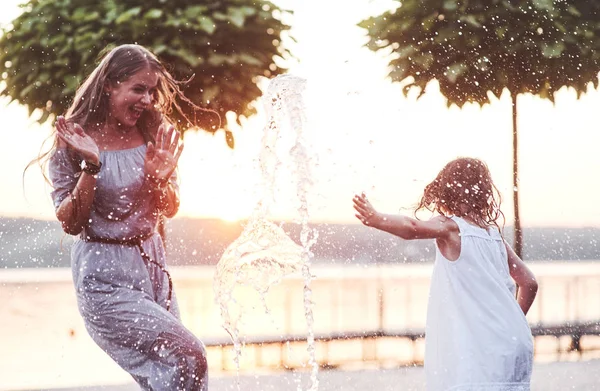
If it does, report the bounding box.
[82,160,102,174]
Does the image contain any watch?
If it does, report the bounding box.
[82,160,102,175]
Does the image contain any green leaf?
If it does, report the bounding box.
[566,6,582,17]
[227,7,246,28]
[197,16,216,34]
[553,21,567,33]
[225,130,234,149]
[239,53,262,66]
[443,0,458,11]
[396,45,417,59]
[153,44,167,55]
[72,9,100,23]
[495,27,507,39]
[38,72,50,83]
[208,54,227,67]
[446,62,468,83]
[144,9,163,20]
[63,76,80,94]
[115,7,141,24]
[460,15,481,28]
[532,0,554,12]
[173,49,201,67]
[72,7,89,22]
[203,85,220,103]
[541,41,565,58]
[413,52,435,70]
[240,6,257,17]
[422,12,438,31]
[19,83,35,98]
[185,5,208,19]
[103,8,119,24]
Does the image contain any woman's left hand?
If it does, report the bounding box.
[144,124,184,184]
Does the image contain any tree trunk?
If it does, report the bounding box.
[511,92,523,258]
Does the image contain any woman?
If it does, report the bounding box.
[46,44,209,390]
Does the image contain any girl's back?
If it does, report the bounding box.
[426,216,533,390]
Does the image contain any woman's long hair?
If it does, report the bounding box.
[26,43,219,183]
[415,157,505,231]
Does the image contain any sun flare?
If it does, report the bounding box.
[217,206,251,223]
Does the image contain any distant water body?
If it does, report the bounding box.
[2,217,600,269]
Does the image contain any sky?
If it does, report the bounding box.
[2,0,600,227]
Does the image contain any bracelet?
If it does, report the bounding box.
[82,160,102,175]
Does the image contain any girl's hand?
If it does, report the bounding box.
[144,124,184,184]
[55,116,100,164]
[353,193,381,227]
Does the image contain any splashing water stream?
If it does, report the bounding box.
[214,75,319,391]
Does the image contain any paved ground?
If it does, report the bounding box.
[23,359,600,391]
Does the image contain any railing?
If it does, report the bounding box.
[201,319,600,371]
[194,260,600,371]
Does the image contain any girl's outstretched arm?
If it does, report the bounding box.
[505,242,538,315]
[353,193,456,240]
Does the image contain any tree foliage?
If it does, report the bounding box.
[0,0,292,148]
[359,0,600,106]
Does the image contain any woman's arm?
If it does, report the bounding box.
[153,180,180,218]
[55,166,98,235]
[506,241,538,315]
[53,117,101,235]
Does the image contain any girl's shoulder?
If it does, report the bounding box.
[452,216,503,240]
[430,214,454,225]
[430,214,460,235]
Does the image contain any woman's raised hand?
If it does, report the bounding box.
[55,115,100,164]
[144,123,184,184]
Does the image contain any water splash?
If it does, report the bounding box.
[214,74,319,390]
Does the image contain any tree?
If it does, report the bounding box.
[359,0,600,258]
[0,0,292,148]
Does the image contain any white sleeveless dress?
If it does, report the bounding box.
[425,216,533,391]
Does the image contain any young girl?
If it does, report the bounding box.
[39,44,211,390]
[353,157,538,391]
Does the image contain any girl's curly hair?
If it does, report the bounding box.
[416,157,505,231]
